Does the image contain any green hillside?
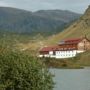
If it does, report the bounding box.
[47,6,90,44]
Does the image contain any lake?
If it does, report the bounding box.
[50,68,90,90]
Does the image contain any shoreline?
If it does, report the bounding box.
[40,58,89,69]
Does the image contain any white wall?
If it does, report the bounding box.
[39,50,85,59]
[55,50,77,59]
[77,50,84,53]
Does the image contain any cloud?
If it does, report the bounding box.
[0,1,10,7]
[0,0,90,13]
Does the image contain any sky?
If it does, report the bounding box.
[0,0,90,13]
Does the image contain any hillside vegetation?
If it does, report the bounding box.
[0,47,54,90]
[0,32,45,54]
[47,6,90,44]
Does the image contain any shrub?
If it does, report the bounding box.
[0,50,54,90]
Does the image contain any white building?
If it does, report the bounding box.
[39,37,90,59]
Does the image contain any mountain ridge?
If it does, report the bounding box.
[0,7,81,36]
[34,9,81,22]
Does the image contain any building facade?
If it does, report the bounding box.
[39,37,90,59]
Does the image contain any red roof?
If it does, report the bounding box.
[65,38,82,42]
[40,44,77,52]
[40,46,59,52]
[57,44,77,51]
[59,38,82,45]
